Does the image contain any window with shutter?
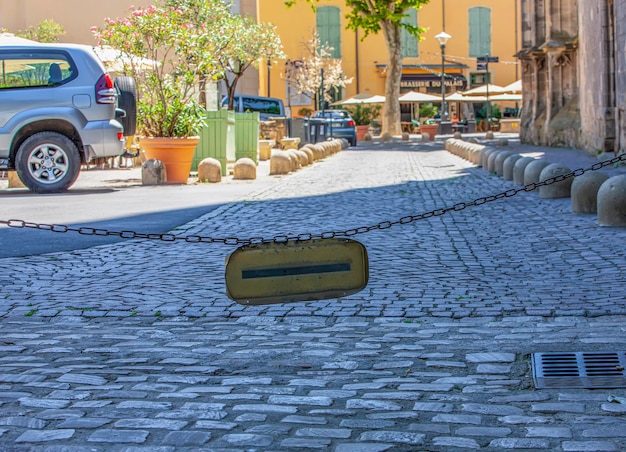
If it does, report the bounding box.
[468,7,491,57]
[401,9,418,58]
[317,6,341,58]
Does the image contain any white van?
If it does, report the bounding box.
[221,95,285,120]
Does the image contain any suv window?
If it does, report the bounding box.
[241,97,283,115]
[0,51,75,89]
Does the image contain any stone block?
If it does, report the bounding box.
[233,158,256,180]
[571,172,610,213]
[142,159,167,185]
[197,157,222,183]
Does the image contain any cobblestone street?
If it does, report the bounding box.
[0,139,625,451]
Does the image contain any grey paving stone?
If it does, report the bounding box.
[489,438,551,449]
[114,418,187,430]
[462,403,524,416]
[267,395,332,406]
[161,431,211,447]
[433,436,480,449]
[87,429,149,443]
[280,437,331,449]
[432,414,482,425]
[455,426,511,436]
[281,415,327,425]
[335,444,393,452]
[561,441,620,451]
[295,427,351,439]
[221,433,273,446]
[359,431,425,444]
[15,429,75,443]
[346,400,402,410]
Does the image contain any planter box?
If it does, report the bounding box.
[235,112,260,163]
[195,110,236,175]
[419,123,439,139]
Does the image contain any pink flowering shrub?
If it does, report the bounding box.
[93,1,228,137]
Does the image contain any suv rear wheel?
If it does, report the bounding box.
[15,132,81,194]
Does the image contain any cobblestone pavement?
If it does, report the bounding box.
[0,137,625,451]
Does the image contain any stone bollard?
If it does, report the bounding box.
[233,158,256,180]
[453,132,463,140]
[498,138,509,147]
[197,157,222,183]
[513,157,535,186]
[300,147,314,165]
[494,151,514,177]
[523,159,551,189]
[597,175,626,226]
[269,150,291,175]
[382,132,392,142]
[7,172,26,189]
[294,150,310,166]
[486,131,495,140]
[480,147,497,169]
[487,149,505,173]
[571,172,610,214]
[539,163,572,198]
[402,132,410,141]
[502,154,523,181]
[142,158,167,185]
[287,149,301,171]
[421,132,431,142]
[364,132,372,141]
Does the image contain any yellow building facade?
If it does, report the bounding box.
[259,0,521,119]
[1,0,520,119]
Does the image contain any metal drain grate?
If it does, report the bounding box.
[532,351,626,389]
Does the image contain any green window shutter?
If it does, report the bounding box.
[317,6,341,58]
[401,9,418,58]
[469,7,491,57]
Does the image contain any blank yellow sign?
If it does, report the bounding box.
[225,238,369,305]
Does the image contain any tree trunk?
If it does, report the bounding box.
[381,20,403,136]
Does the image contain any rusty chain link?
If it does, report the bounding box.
[2,154,625,246]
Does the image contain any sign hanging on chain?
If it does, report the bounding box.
[225,238,369,305]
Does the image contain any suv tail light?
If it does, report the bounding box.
[348,120,356,127]
[95,73,117,104]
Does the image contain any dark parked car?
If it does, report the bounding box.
[311,110,357,146]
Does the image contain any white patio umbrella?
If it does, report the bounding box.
[490,93,523,101]
[399,91,441,102]
[341,94,385,105]
[446,92,488,102]
[503,79,522,94]
[462,83,508,96]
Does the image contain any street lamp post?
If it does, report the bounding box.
[435,31,451,123]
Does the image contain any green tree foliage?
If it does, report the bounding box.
[285,0,429,134]
[17,19,66,43]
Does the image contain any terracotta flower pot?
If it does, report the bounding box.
[139,136,200,184]
[356,125,370,141]
[419,124,439,139]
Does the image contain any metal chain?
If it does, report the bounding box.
[2,154,625,246]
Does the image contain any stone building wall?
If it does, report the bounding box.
[519,0,622,154]
[578,0,615,153]
[614,0,625,152]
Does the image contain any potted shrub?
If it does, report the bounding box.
[93,1,228,183]
[345,103,381,141]
[418,103,439,138]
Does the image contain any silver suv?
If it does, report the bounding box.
[0,34,135,193]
